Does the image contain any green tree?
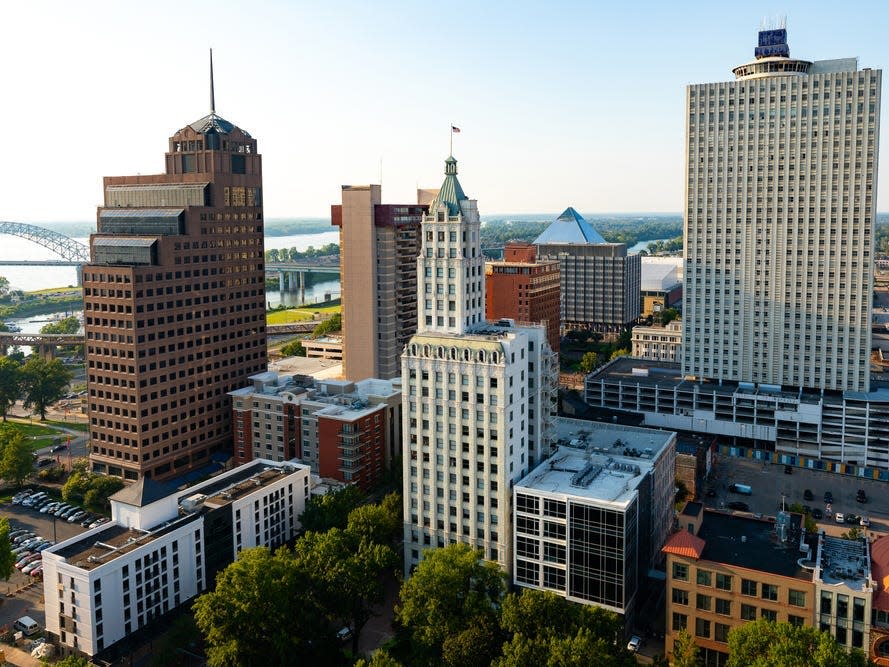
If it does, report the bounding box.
[294,527,397,654]
[610,348,630,361]
[51,656,91,667]
[0,357,21,421]
[442,615,502,667]
[266,248,280,262]
[0,518,16,581]
[579,351,599,373]
[280,340,307,357]
[20,357,72,419]
[311,312,342,338]
[346,492,401,546]
[354,650,404,667]
[396,543,506,659]
[39,316,80,335]
[660,307,680,325]
[193,546,332,666]
[841,526,863,540]
[0,424,32,488]
[726,619,867,667]
[672,627,702,667]
[299,484,364,533]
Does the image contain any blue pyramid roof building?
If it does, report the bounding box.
[534,207,607,245]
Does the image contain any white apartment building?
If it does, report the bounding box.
[682,27,881,393]
[402,156,557,576]
[632,321,683,362]
[513,418,676,630]
[42,459,310,658]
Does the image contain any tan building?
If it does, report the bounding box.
[332,186,425,381]
[664,505,816,666]
[302,336,343,361]
[683,27,881,392]
[631,321,683,362]
[85,76,266,481]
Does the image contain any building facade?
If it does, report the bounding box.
[85,89,266,481]
[664,506,816,666]
[485,242,561,352]
[513,418,676,630]
[42,459,311,658]
[535,208,641,333]
[631,321,683,362]
[402,156,558,576]
[332,186,425,380]
[229,373,402,490]
[682,28,881,393]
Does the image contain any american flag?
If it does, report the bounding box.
[451,125,461,133]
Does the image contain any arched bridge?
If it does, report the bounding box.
[0,222,89,264]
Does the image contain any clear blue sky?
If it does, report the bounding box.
[3,0,888,221]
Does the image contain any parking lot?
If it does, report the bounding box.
[0,494,95,636]
[703,455,889,538]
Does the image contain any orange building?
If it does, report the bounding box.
[485,242,560,351]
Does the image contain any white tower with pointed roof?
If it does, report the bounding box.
[402,155,559,578]
[417,156,485,335]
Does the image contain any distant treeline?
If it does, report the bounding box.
[265,243,339,262]
[265,218,333,235]
[876,217,889,254]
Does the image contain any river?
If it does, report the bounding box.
[0,230,342,314]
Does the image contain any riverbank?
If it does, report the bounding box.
[0,287,82,322]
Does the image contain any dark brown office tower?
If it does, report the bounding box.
[85,59,266,481]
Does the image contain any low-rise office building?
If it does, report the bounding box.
[230,372,402,490]
[631,321,683,363]
[513,418,676,630]
[42,459,311,659]
[664,505,816,666]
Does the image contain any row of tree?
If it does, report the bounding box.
[61,458,125,511]
[478,217,683,248]
[266,243,340,262]
[0,355,72,420]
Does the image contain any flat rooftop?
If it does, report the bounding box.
[52,514,200,571]
[698,510,811,581]
[815,534,872,592]
[187,460,303,508]
[516,417,674,506]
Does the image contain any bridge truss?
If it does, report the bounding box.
[0,222,90,262]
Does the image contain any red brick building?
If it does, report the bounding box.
[485,243,560,351]
[85,90,266,481]
[230,373,402,491]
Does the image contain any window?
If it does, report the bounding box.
[697,569,712,586]
[741,604,757,621]
[715,622,730,643]
[672,588,689,605]
[715,573,732,591]
[673,563,689,582]
[788,590,806,607]
[715,598,731,616]
[788,615,805,627]
[741,579,757,596]
[695,618,710,639]
[672,613,688,631]
[761,608,777,621]
[696,594,712,611]
[761,584,778,601]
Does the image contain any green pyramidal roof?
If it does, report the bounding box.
[430,156,467,216]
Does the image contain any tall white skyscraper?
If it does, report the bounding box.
[682,27,881,392]
[402,156,557,576]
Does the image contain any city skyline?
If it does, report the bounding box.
[3,0,889,222]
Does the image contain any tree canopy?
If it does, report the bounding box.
[0,357,21,421]
[39,316,80,335]
[0,518,16,580]
[312,313,342,338]
[0,424,32,487]
[62,462,125,510]
[726,619,868,667]
[298,483,364,533]
[20,356,72,419]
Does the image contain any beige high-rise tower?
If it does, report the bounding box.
[332,187,425,380]
[682,27,881,392]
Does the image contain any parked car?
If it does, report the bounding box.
[29,565,43,579]
[21,558,42,575]
[68,511,87,523]
[35,459,53,468]
[811,509,824,520]
[784,465,793,474]
[804,489,814,501]
[336,627,353,643]
[54,505,72,517]
[728,501,750,512]
[79,515,96,527]
[35,542,54,552]
[627,636,642,653]
[23,494,47,507]
[12,490,33,504]
[835,513,845,524]
[8,530,29,540]
[845,514,859,525]
[856,490,868,504]
[860,515,870,527]
[89,518,109,529]
[12,533,35,545]
[824,491,834,504]
[41,502,61,514]
[50,444,67,453]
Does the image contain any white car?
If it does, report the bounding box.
[835,513,845,524]
[627,635,642,652]
[860,515,870,527]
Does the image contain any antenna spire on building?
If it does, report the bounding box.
[210,48,216,115]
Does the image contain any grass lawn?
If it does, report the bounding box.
[3,420,74,452]
[24,287,82,296]
[44,420,88,432]
[267,299,341,325]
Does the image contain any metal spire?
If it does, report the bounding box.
[210,48,216,115]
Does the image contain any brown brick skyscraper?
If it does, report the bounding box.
[85,63,266,481]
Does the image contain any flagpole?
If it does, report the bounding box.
[449,124,453,157]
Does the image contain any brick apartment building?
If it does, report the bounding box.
[485,242,561,352]
[229,373,401,490]
[84,93,266,481]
